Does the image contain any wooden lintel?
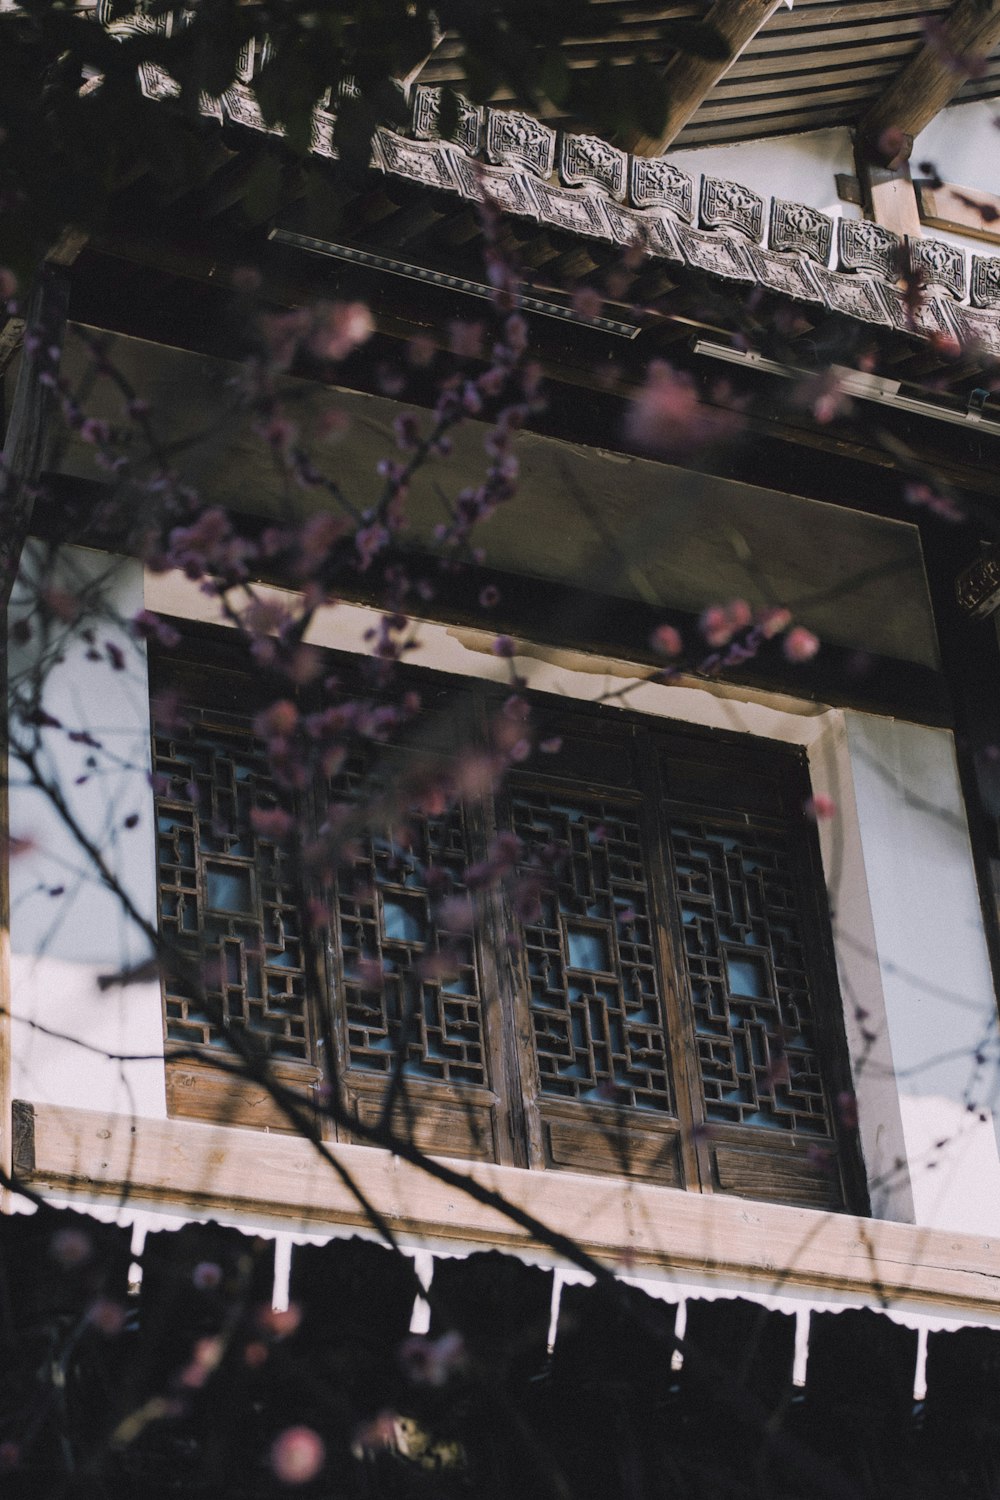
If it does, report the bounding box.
[860,0,1000,156]
[17,1100,1000,1319]
[628,0,783,157]
[856,156,922,239]
[916,178,1000,246]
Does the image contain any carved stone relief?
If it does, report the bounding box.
[746,248,824,304]
[629,157,694,220]
[809,266,893,326]
[876,284,959,342]
[971,255,1000,311]
[699,177,764,241]
[676,226,754,282]
[906,236,967,300]
[531,181,610,239]
[485,109,556,179]
[768,200,833,266]
[412,86,484,155]
[559,133,628,200]
[601,202,684,262]
[447,153,539,220]
[374,130,458,192]
[950,305,1000,359]
[836,219,901,281]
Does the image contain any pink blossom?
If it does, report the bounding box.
[699,604,732,648]
[803,794,837,822]
[271,1426,325,1485]
[492,634,516,658]
[757,606,792,639]
[50,1228,92,1267]
[308,301,374,362]
[650,624,683,658]
[192,1261,223,1291]
[399,1330,466,1387]
[783,626,820,663]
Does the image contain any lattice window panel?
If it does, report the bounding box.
[154,715,311,1064]
[511,788,672,1111]
[337,771,488,1087]
[667,818,833,1136]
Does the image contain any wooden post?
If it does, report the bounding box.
[0,263,70,1209]
[627,0,784,157]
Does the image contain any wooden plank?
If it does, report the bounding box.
[19,1101,1000,1317]
[917,179,1000,245]
[860,0,1000,155]
[624,0,787,155]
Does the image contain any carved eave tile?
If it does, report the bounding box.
[836,218,901,282]
[906,236,967,301]
[223,84,285,136]
[971,255,1000,311]
[948,305,1000,360]
[531,180,612,240]
[447,152,540,221]
[676,225,755,283]
[310,107,338,161]
[558,133,628,201]
[629,157,694,221]
[485,108,556,179]
[699,177,764,242]
[769,200,833,266]
[601,202,684,263]
[746,248,824,305]
[372,130,460,193]
[808,266,893,327]
[412,86,484,155]
[875,284,961,343]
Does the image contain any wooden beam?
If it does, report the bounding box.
[856,156,922,238]
[860,0,1000,157]
[17,1100,1000,1319]
[916,177,1000,244]
[628,0,784,156]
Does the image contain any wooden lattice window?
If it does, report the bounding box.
[150,646,866,1213]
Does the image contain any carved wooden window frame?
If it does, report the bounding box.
[150,636,867,1214]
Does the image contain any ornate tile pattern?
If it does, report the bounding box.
[531,180,613,239]
[836,219,901,282]
[374,130,459,193]
[808,266,893,326]
[485,108,556,178]
[769,200,833,265]
[971,255,1000,311]
[677,225,755,282]
[601,201,684,262]
[746,248,824,304]
[447,152,539,219]
[412,86,483,155]
[630,156,694,220]
[875,284,960,342]
[950,304,1000,359]
[700,177,765,242]
[559,132,628,200]
[906,236,967,300]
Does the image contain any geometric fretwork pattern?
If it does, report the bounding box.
[338,800,488,1086]
[668,819,833,1135]
[154,714,311,1063]
[511,788,672,1110]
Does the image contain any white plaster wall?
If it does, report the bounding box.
[670,127,858,221]
[907,101,1000,262]
[843,712,1000,1234]
[7,543,166,1118]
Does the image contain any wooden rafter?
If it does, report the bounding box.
[627,0,785,157]
[860,0,1000,159]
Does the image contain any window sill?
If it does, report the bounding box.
[12,1100,1000,1318]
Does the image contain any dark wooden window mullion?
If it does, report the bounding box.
[638,732,711,1195]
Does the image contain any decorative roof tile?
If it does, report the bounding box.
[746,247,825,304]
[558,132,628,201]
[531,179,613,239]
[949,304,1000,359]
[676,225,755,282]
[906,237,967,300]
[484,108,556,179]
[808,265,894,326]
[699,177,764,242]
[447,151,539,219]
[836,219,901,282]
[412,85,483,155]
[971,255,1000,311]
[875,284,961,343]
[374,129,459,193]
[630,156,694,221]
[769,200,833,266]
[601,201,684,262]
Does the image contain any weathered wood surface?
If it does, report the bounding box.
[17,1101,1000,1316]
[628,0,784,154]
[860,0,1000,154]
